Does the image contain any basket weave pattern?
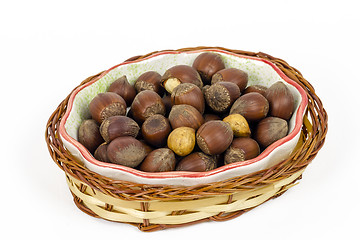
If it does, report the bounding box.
[45,47,328,231]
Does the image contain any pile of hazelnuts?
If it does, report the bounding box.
[78,52,295,173]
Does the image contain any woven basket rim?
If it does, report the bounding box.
[57,48,309,183]
[45,46,328,202]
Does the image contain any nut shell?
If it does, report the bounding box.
[141,114,171,147]
[107,136,147,168]
[161,65,203,93]
[89,92,127,123]
[167,127,196,156]
[264,81,295,120]
[254,117,288,148]
[192,52,225,84]
[134,71,163,95]
[230,92,269,122]
[204,82,240,113]
[168,104,204,130]
[223,114,251,137]
[243,84,268,96]
[107,75,136,106]
[171,83,205,114]
[211,68,248,92]
[99,115,139,143]
[94,143,109,163]
[196,120,233,155]
[78,119,103,153]
[224,138,260,164]
[176,152,216,172]
[130,90,165,123]
[139,148,176,172]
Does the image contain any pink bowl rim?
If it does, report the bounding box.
[59,48,308,180]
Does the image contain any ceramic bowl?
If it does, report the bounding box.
[59,49,308,186]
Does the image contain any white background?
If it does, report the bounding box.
[1,0,359,239]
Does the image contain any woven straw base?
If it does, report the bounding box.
[45,47,328,232]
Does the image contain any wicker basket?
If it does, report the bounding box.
[45,46,328,232]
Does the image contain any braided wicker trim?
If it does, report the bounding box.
[45,46,328,231]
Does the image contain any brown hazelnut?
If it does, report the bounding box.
[196,120,233,155]
[139,148,176,172]
[161,95,173,116]
[254,117,288,148]
[223,114,251,137]
[168,104,204,130]
[192,52,225,84]
[107,136,147,168]
[203,114,221,122]
[141,114,171,147]
[94,143,109,163]
[171,83,205,114]
[176,152,216,172]
[230,92,269,122]
[107,75,136,106]
[134,71,164,95]
[243,84,268,96]
[89,92,127,123]
[224,138,260,164]
[78,119,103,153]
[211,68,248,93]
[99,115,140,143]
[205,81,240,113]
[161,65,203,93]
[167,127,196,156]
[264,81,295,120]
[130,90,165,123]
[139,140,154,156]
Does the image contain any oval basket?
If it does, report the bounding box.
[45,46,328,232]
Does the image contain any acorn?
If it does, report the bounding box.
[230,92,269,122]
[139,148,176,172]
[134,71,164,95]
[78,119,103,153]
[243,84,268,96]
[168,104,204,130]
[264,81,295,120]
[89,92,127,123]
[130,90,166,123]
[171,83,205,114]
[223,114,251,137]
[107,136,147,168]
[141,114,171,147]
[196,120,233,155]
[204,81,240,113]
[167,127,196,156]
[211,68,248,93]
[99,115,139,143]
[94,143,109,163]
[107,75,136,106]
[254,117,288,148]
[192,52,225,84]
[176,152,216,172]
[161,65,203,93]
[224,138,260,165]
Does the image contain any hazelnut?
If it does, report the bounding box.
[224,138,260,164]
[168,104,204,130]
[205,81,240,113]
[107,75,136,106]
[167,127,196,156]
[89,92,127,123]
[264,81,295,120]
[254,117,288,148]
[78,119,103,153]
[203,113,221,122]
[192,52,225,84]
[230,92,269,122]
[141,114,171,147]
[176,152,216,172]
[134,71,164,95]
[130,90,165,123]
[139,148,176,172]
[223,114,251,137]
[94,143,110,163]
[161,65,203,93]
[243,84,268,96]
[107,136,147,168]
[211,68,248,92]
[171,83,205,114]
[196,120,233,155]
[99,115,140,143]
[161,95,173,116]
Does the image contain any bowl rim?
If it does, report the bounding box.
[59,48,308,180]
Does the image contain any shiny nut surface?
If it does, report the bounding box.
[167,127,196,156]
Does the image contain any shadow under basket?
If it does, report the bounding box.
[45,47,328,232]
